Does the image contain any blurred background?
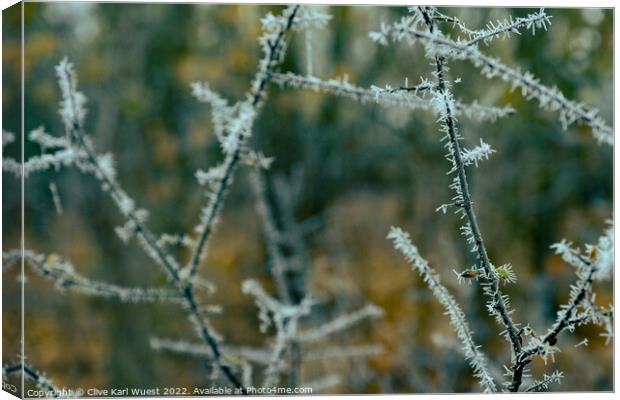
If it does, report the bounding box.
[2,2,613,394]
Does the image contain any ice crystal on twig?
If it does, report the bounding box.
[461,139,495,167]
[525,370,564,392]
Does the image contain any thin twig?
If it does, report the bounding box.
[271,72,515,122]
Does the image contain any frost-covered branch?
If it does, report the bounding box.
[271,72,515,122]
[150,337,273,366]
[3,249,183,303]
[243,279,312,323]
[371,7,611,393]
[296,303,384,343]
[509,223,613,391]
[387,226,496,393]
[242,279,312,387]
[426,9,551,47]
[249,167,304,387]
[3,362,60,398]
[52,57,247,392]
[251,162,376,387]
[249,170,292,304]
[418,6,524,370]
[371,15,613,145]
[464,9,551,47]
[3,149,77,178]
[242,271,383,387]
[151,337,380,366]
[466,48,612,145]
[272,72,429,107]
[271,169,317,274]
[524,370,564,392]
[185,6,301,280]
[424,7,551,46]
[2,128,89,179]
[55,59,181,282]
